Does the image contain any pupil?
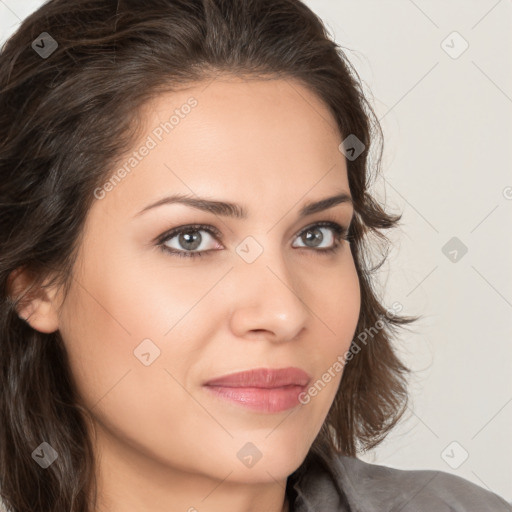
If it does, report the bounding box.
[180,231,201,250]
[304,228,323,247]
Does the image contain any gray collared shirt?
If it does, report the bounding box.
[287,441,512,511]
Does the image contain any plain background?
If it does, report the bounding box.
[1,0,511,502]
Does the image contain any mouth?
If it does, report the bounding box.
[202,367,311,413]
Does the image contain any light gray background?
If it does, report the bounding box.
[1,0,511,502]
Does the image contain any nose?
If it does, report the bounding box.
[227,245,310,343]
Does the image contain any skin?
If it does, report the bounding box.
[12,75,361,512]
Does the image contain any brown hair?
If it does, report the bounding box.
[0,0,418,510]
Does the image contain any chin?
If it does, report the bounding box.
[220,437,311,484]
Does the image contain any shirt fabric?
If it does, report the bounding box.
[286,439,512,511]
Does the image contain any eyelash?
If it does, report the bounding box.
[156,220,352,260]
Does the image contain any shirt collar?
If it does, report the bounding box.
[286,439,382,512]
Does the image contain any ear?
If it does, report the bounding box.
[7,266,62,333]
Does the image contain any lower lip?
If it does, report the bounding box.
[203,384,306,413]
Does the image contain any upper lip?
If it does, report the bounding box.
[203,367,311,388]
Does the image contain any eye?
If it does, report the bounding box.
[157,224,222,259]
[156,221,351,259]
[292,221,350,254]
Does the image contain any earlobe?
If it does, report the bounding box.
[6,266,61,333]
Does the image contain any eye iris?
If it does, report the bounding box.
[179,230,202,250]
[302,227,323,247]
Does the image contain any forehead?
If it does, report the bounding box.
[95,76,350,220]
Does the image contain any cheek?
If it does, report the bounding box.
[319,250,361,351]
[56,252,223,453]
[306,251,360,398]
[57,272,212,469]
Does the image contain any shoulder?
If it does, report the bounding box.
[333,453,512,511]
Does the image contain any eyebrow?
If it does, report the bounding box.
[134,192,353,219]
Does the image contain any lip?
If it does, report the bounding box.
[202,367,311,413]
[203,367,311,388]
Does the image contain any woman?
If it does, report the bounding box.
[0,1,510,511]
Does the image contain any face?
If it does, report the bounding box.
[44,76,360,491]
